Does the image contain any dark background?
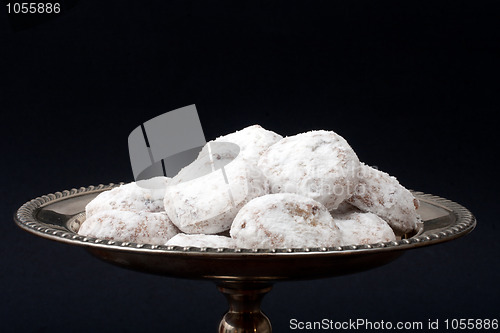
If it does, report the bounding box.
[1,1,498,332]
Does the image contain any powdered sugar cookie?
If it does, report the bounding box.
[347,163,420,235]
[230,193,342,249]
[258,130,360,210]
[331,211,396,246]
[213,124,282,165]
[85,177,170,218]
[78,210,179,244]
[166,233,236,248]
[164,157,269,234]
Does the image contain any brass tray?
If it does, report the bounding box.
[15,184,476,332]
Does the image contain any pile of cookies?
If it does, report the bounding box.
[79,125,421,249]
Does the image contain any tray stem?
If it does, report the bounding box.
[217,282,273,333]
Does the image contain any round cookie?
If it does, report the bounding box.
[258,130,360,210]
[213,124,283,165]
[78,210,179,244]
[347,163,421,235]
[85,177,170,218]
[164,157,269,234]
[230,193,342,249]
[331,211,396,246]
[166,233,236,248]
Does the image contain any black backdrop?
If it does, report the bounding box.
[2,1,498,332]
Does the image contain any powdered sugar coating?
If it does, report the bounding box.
[166,233,236,248]
[332,211,396,246]
[78,210,179,244]
[213,124,283,165]
[85,177,170,218]
[258,130,360,210]
[347,163,421,235]
[230,193,342,249]
[164,158,269,234]
[80,125,420,248]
